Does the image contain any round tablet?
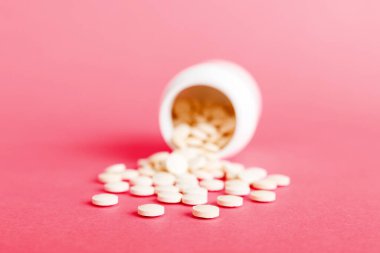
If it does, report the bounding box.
[157,192,182,203]
[225,181,250,196]
[251,179,277,190]
[200,179,224,191]
[104,163,126,173]
[182,194,208,205]
[98,172,123,183]
[192,205,219,219]
[217,195,243,207]
[130,185,155,196]
[138,204,165,217]
[138,167,156,177]
[182,186,208,195]
[130,176,153,186]
[104,181,129,193]
[121,169,139,181]
[152,173,176,186]
[266,174,291,187]
[92,193,118,207]
[166,152,188,175]
[249,190,276,203]
[193,170,213,180]
[238,167,267,183]
[155,185,179,194]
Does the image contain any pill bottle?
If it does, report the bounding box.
[159,60,262,158]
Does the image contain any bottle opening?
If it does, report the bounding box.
[171,85,236,152]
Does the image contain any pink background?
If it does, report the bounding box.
[1,1,380,252]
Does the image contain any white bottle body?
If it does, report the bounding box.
[159,60,262,158]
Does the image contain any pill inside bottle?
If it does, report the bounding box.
[159,60,262,158]
[171,86,236,152]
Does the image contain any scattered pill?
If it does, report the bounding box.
[225,181,250,196]
[104,163,127,173]
[193,170,213,180]
[182,186,208,195]
[104,181,129,193]
[130,185,155,196]
[266,174,291,187]
[217,195,243,207]
[192,205,219,219]
[98,172,123,183]
[182,193,208,205]
[92,193,118,207]
[249,190,276,203]
[138,204,165,217]
[130,176,153,186]
[251,179,277,190]
[200,179,224,191]
[121,169,139,181]
[166,152,188,175]
[155,185,179,194]
[157,192,183,203]
[152,172,176,186]
[238,167,267,183]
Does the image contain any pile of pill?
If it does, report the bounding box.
[92,148,290,219]
[91,95,290,219]
[171,97,235,151]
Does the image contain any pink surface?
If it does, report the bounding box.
[1,1,380,252]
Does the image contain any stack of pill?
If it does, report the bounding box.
[91,97,290,219]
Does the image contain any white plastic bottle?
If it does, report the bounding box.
[159,60,262,158]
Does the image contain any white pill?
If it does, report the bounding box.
[188,156,208,170]
[104,181,129,193]
[217,195,243,207]
[121,169,139,181]
[157,192,182,203]
[182,186,208,195]
[192,205,219,219]
[182,193,208,205]
[104,163,127,173]
[210,169,225,179]
[203,142,220,152]
[251,179,277,190]
[194,170,213,180]
[152,172,176,186]
[172,124,191,148]
[238,167,267,183]
[197,122,218,136]
[266,174,291,186]
[176,147,202,161]
[186,137,203,147]
[225,181,250,196]
[155,185,180,194]
[200,179,224,191]
[191,127,208,140]
[137,204,165,217]
[166,152,188,175]
[130,185,155,196]
[176,174,199,185]
[138,167,156,177]
[225,179,249,187]
[223,162,244,179]
[130,176,153,186]
[176,182,200,192]
[92,193,118,206]
[149,151,170,163]
[249,190,276,202]
[98,172,123,183]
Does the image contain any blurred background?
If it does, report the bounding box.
[0,1,379,252]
